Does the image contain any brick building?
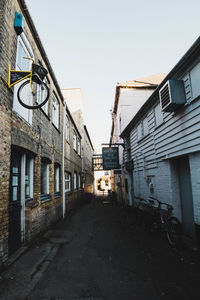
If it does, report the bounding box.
[0,0,93,269]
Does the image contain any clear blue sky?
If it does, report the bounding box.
[26,0,200,149]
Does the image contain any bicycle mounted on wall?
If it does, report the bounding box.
[1,57,49,109]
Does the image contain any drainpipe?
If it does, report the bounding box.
[62,101,66,218]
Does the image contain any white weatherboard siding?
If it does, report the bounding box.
[125,60,200,224]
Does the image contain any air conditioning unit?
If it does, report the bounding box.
[159,80,186,112]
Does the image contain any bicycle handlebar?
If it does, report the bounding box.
[23,56,34,62]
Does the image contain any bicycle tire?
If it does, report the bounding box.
[17,79,49,109]
[166,216,182,247]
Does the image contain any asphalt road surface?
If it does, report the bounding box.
[0,196,200,300]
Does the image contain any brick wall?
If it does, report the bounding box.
[0,0,63,268]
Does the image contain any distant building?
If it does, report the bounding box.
[110,74,166,205]
[62,88,94,196]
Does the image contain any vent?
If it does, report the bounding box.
[159,80,186,112]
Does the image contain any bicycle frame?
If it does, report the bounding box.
[1,57,34,92]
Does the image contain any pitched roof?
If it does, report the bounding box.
[117,73,167,88]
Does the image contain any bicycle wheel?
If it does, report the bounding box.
[17,79,49,109]
[166,217,182,247]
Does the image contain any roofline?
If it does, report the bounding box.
[84,125,94,151]
[109,83,157,143]
[19,0,81,138]
[120,35,200,138]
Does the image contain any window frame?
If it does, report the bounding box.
[77,138,81,156]
[74,171,77,190]
[73,131,77,151]
[37,76,49,115]
[52,93,59,129]
[25,155,34,201]
[13,34,34,125]
[54,164,60,195]
[66,115,70,141]
[78,173,81,189]
[65,171,71,192]
[40,159,50,200]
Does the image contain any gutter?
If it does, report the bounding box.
[62,101,66,218]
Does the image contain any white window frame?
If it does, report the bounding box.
[54,165,60,193]
[37,76,49,115]
[78,174,81,189]
[52,93,59,128]
[25,156,34,200]
[74,172,77,190]
[77,138,81,155]
[73,131,77,151]
[65,172,71,192]
[41,161,49,195]
[13,34,34,125]
[66,115,70,141]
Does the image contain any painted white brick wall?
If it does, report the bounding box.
[133,160,182,220]
[189,152,200,225]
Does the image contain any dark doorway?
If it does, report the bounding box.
[8,149,21,255]
[177,156,195,239]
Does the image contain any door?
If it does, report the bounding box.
[9,150,21,255]
[177,156,195,238]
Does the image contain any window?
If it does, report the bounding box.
[143,117,149,136]
[190,62,200,99]
[37,77,49,115]
[137,117,149,140]
[25,156,34,200]
[65,172,71,192]
[52,93,59,128]
[13,34,34,124]
[66,116,70,141]
[137,122,143,140]
[54,165,60,194]
[41,160,49,196]
[74,172,77,190]
[73,131,77,151]
[154,103,163,127]
[78,174,81,189]
[77,138,81,155]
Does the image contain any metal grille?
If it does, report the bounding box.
[159,82,171,110]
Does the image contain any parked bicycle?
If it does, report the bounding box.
[134,197,182,247]
[1,57,49,109]
[148,197,182,247]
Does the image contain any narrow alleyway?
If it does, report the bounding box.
[0,196,200,300]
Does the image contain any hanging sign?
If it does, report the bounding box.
[102,147,119,170]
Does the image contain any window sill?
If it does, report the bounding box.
[40,194,51,202]
[54,192,61,198]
